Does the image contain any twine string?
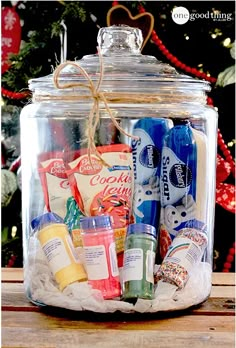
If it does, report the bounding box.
[53,48,139,166]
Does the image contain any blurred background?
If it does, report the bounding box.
[1,1,235,271]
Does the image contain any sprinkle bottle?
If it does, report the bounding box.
[32,212,87,291]
[80,215,121,299]
[122,223,157,301]
[157,227,208,288]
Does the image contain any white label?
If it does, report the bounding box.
[84,245,109,280]
[164,237,203,273]
[146,250,155,284]
[109,242,119,277]
[131,128,157,183]
[160,147,191,206]
[42,237,71,274]
[123,248,143,282]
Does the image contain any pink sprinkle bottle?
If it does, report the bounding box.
[80,215,121,299]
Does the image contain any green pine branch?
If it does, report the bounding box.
[2,1,88,100]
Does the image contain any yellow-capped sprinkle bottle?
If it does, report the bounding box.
[31,212,87,291]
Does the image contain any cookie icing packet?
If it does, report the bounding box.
[38,152,72,219]
[65,144,134,263]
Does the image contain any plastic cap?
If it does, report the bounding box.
[80,215,112,231]
[31,212,64,231]
[127,223,157,238]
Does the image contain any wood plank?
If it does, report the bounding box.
[212,272,235,286]
[191,297,235,316]
[1,283,40,312]
[2,311,235,332]
[1,268,24,283]
[210,285,235,298]
[2,270,235,348]
[1,327,235,348]
[2,283,235,315]
[2,296,234,316]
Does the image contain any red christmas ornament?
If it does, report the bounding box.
[218,130,235,177]
[9,156,21,173]
[216,154,231,183]
[216,131,235,215]
[1,86,29,100]
[216,182,236,213]
[1,6,21,74]
[207,97,214,106]
[1,6,28,101]
[222,242,236,272]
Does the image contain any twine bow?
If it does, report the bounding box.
[53,48,139,166]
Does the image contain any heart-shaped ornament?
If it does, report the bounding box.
[216,154,231,183]
[1,7,21,74]
[107,4,154,50]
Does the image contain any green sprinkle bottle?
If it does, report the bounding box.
[122,223,157,301]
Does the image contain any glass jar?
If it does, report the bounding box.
[21,25,218,313]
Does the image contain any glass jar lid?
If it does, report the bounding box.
[29,25,210,103]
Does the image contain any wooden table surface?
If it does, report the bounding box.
[1,268,235,348]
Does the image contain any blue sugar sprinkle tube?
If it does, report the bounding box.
[159,120,208,259]
[131,118,173,229]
